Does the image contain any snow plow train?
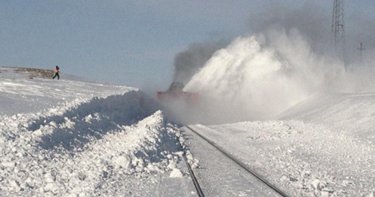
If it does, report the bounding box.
[157,82,198,105]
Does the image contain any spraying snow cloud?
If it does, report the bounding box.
[169,1,375,124]
[183,29,373,123]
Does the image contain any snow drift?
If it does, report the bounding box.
[279,92,375,142]
[0,70,189,196]
[0,91,185,196]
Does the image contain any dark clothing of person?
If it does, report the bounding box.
[52,66,60,80]
[52,72,60,80]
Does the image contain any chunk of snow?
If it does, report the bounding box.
[169,168,183,178]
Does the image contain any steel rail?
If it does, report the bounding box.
[177,136,205,197]
[185,125,290,197]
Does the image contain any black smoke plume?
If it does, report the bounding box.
[173,41,225,84]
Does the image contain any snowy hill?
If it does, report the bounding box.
[0,68,195,196]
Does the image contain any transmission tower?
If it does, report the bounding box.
[332,0,346,70]
[332,0,345,48]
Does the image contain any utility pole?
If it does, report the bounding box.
[332,0,346,69]
[357,42,365,62]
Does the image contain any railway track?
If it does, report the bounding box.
[181,125,290,197]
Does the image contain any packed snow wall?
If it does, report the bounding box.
[0,88,187,196]
[183,29,375,123]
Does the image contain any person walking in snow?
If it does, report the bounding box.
[52,65,60,80]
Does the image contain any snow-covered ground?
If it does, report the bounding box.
[0,67,135,115]
[2,66,375,197]
[0,67,196,196]
[188,93,375,196]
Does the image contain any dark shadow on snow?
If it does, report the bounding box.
[28,90,160,151]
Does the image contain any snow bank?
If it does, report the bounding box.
[0,69,195,196]
[0,85,185,196]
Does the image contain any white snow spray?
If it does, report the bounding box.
[183,29,375,123]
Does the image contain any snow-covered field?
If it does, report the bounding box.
[1,65,374,197]
[0,67,196,196]
[188,93,375,196]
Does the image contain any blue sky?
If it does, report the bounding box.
[0,0,374,89]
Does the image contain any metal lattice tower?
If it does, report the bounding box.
[332,0,345,49]
[332,0,346,70]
